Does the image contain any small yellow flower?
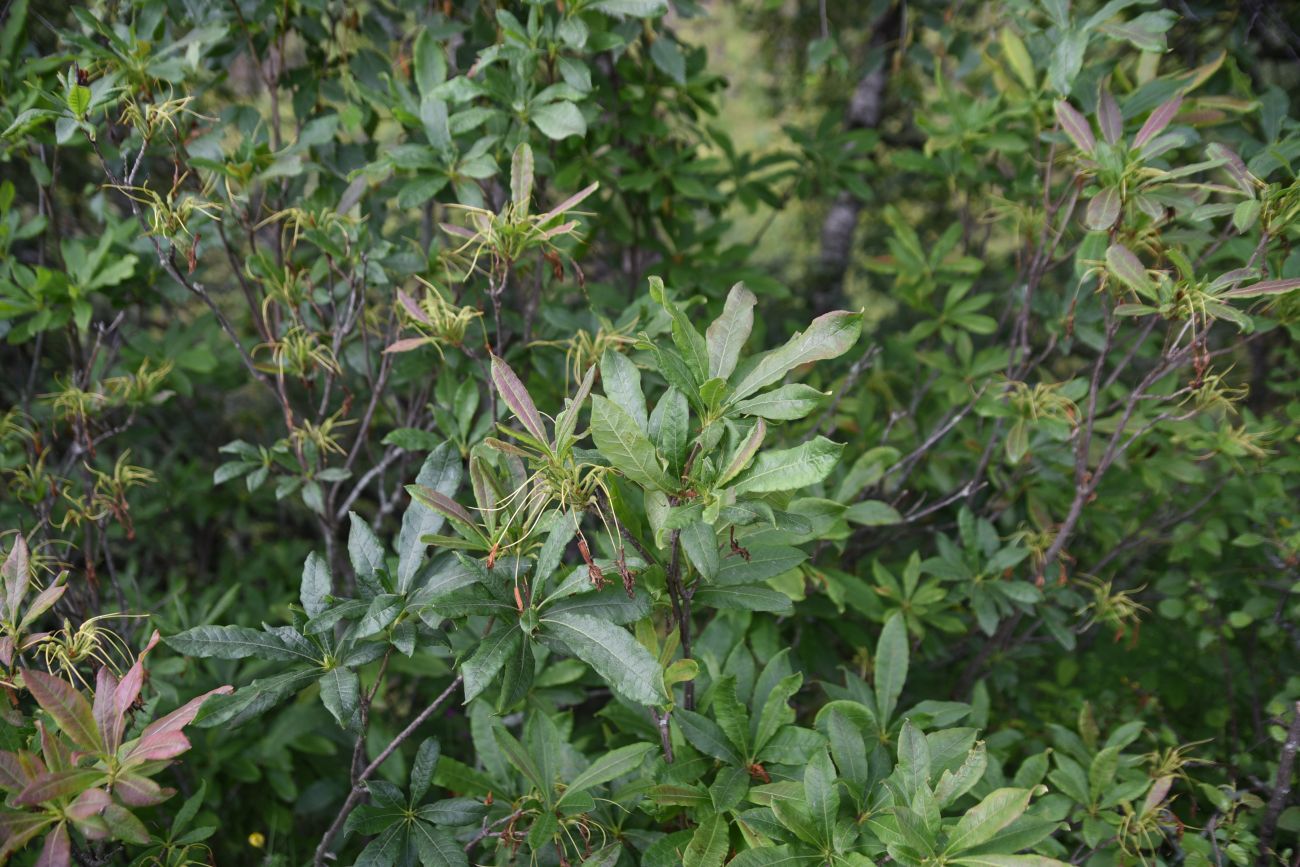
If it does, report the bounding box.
[248,832,266,849]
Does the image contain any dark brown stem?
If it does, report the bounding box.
[314,675,463,865]
[1259,701,1300,864]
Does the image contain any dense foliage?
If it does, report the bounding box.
[1,0,1299,865]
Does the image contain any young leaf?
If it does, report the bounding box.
[1105,244,1155,297]
[491,355,549,445]
[511,142,534,215]
[21,670,102,752]
[1133,95,1182,148]
[1054,100,1095,153]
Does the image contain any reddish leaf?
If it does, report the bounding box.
[384,337,431,354]
[92,667,120,756]
[398,289,432,324]
[0,751,28,792]
[0,811,56,860]
[3,535,29,622]
[1055,100,1095,152]
[14,769,106,807]
[22,670,101,753]
[1133,95,1183,148]
[113,631,159,722]
[1097,88,1122,144]
[17,579,67,629]
[67,786,111,820]
[138,685,233,741]
[34,821,70,867]
[539,181,599,223]
[490,354,548,443]
[112,772,173,807]
[122,730,191,764]
[1206,143,1254,194]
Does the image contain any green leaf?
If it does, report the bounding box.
[875,614,909,725]
[693,584,793,613]
[511,142,534,214]
[413,30,447,98]
[1085,187,1121,231]
[411,738,440,802]
[1106,243,1154,297]
[165,625,318,663]
[411,820,469,866]
[953,857,1070,867]
[732,437,843,495]
[676,708,743,765]
[540,611,665,705]
[681,521,719,581]
[706,284,756,380]
[713,676,751,758]
[349,513,387,584]
[398,443,462,591]
[733,384,826,421]
[730,310,862,402]
[650,37,686,85]
[845,500,902,527]
[591,395,674,491]
[650,386,690,476]
[804,749,839,843]
[462,625,522,704]
[561,742,656,803]
[683,814,728,867]
[715,545,806,585]
[300,552,332,618]
[946,788,1036,854]
[827,708,869,791]
[589,0,668,18]
[601,348,649,432]
[319,666,359,729]
[532,101,586,140]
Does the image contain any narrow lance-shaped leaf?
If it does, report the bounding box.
[1133,95,1182,149]
[491,354,548,445]
[511,142,533,215]
[875,613,909,725]
[1054,100,1095,153]
[2,535,29,621]
[1219,278,1300,299]
[945,787,1037,853]
[1096,88,1122,144]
